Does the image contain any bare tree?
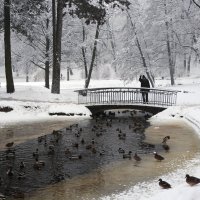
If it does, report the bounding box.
[4,0,15,93]
[51,0,64,94]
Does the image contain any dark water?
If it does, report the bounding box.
[0,110,156,198]
[0,110,199,200]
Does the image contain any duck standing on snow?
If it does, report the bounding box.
[185,174,200,186]
[158,179,171,189]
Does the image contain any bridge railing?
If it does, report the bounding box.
[75,87,180,107]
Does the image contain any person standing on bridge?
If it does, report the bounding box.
[139,75,150,104]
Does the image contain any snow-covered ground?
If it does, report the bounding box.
[0,76,200,199]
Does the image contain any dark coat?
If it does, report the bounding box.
[139,76,150,92]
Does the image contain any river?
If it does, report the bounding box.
[0,110,199,200]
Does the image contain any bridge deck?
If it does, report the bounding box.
[75,87,180,115]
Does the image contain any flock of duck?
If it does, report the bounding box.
[0,109,200,199]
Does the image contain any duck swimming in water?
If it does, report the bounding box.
[7,166,14,176]
[133,153,142,161]
[69,154,82,160]
[154,152,164,161]
[20,161,25,169]
[123,151,132,159]
[118,148,125,154]
[162,143,170,151]
[6,142,14,148]
[33,148,39,159]
[0,177,3,185]
[33,158,45,170]
[162,136,170,144]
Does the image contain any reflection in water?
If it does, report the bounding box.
[0,111,199,200]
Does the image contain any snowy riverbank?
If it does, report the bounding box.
[0,77,200,199]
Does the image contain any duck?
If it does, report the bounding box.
[52,129,61,135]
[49,144,54,150]
[6,142,14,148]
[158,179,171,189]
[162,136,170,144]
[33,159,45,170]
[72,143,79,148]
[86,144,92,150]
[20,161,25,169]
[48,147,55,155]
[91,148,97,154]
[17,173,26,180]
[6,152,15,159]
[99,150,105,156]
[12,191,25,199]
[38,135,45,143]
[96,132,103,137]
[0,177,3,186]
[118,148,125,154]
[185,174,200,186]
[7,166,14,176]
[65,148,71,156]
[118,133,126,140]
[154,152,164,161]
[69,154,82,160]
[75,132,80,137]
[134,153,142,161]
[162,143,170,151]
[80,138,85,144]
[123,151,132,159]
[33,148,39,158]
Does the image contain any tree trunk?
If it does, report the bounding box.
[187,54,191,76]
[187,36,194,76]
[4,0,15,93]
[45,18,50,89]
[81,23,88,79]
[106,20,117,72]
[82,47,88,79]
[85,22,100,88]
[67,67,69,81]
[184,53,187,74]
[166,25,175,85]
[51,0,57,92]
[164,1,175,85]
[51,0,64,94]
[171,30,177,76]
